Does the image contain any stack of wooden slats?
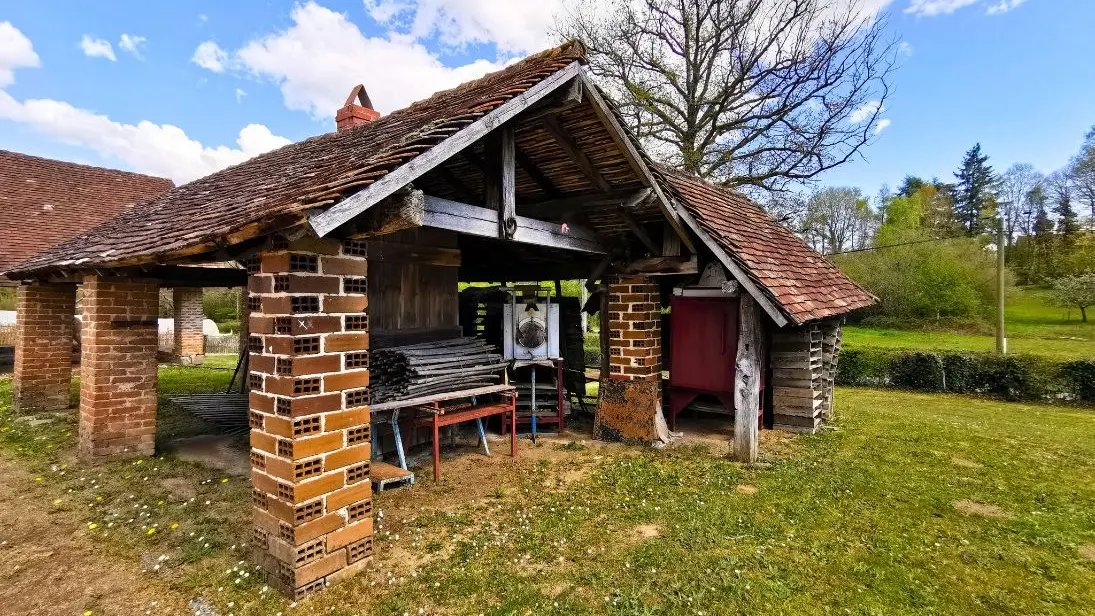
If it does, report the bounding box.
[771,324,825,433]
[819,322,843,420]
[369,337,507,403]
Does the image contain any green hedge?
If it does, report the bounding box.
[837,348,1095,404]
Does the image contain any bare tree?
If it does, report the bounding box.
[802,186,871,253]
[561,0,898,193]
[1070,126,1095,229]
[998,163,1043,243]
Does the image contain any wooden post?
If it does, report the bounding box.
[734,295,763,462]
[598,283,609,385]
[488,125,517,239]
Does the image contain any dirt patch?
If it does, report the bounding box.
[0,456,191,615]
[953,499,1014,519]
[631,523,662,542]
[735,484,758,495]
[951,457,984,469]
[1079,544,1095,562]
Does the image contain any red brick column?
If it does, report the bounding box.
[173,287,205,365]
[79,276,159,459]
[13,283,77,412]
[607,275,662,380]
[594,275,664,442]
[248,237,373,598]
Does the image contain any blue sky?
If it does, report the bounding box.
[0,0,1090,199]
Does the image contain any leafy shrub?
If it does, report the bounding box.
[836,236,1003,326]
[836,348,1090,404]
[1062,360,1095,402]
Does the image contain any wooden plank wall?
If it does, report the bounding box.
[770,319,843,433]
[366,228,461,346]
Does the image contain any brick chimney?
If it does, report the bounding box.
[335,84,380,132]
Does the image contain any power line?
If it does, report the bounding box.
[825,234,975,256]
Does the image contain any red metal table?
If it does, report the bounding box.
[375,384,517,481]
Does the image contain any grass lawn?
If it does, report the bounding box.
[0,366,1093,614]
[844,287,1095,360]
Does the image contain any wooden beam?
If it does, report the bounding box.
[617,208,660,255]
[309,61,585,237]
[734,295,763,462]
[672,200,790,327]
[346,187,424,237]
[621,188,654,209]
[516,189,638,219]
[541,113,612,193]
[619,255,698,275]
[515,147,563,199]
[343,238,461,267]
[585,254,613,292]
[577,72,696,253]
[129,265,247,288]
[459,261,603,283]
[422,195,605,254]
[517,77,584,124]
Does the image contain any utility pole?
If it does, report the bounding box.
[996,211,1007,354]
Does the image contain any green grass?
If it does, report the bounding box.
[2,365,1093,615]
[845,287,1095,360]
[321,388,1095,616]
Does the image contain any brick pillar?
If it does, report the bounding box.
[13,283,77,412]
[607,275,662,380]
[172,287,205,365]
[594,275,664,442]
[248,237,373,598]
[79,276,159,460]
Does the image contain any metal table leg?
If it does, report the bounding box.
[475,417,490,456]
[390,409,412,484]
[530,367,538,443]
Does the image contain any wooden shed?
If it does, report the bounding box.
[3,41,873,598]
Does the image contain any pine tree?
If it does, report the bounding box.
[953,143,996,235]
[1029,185,1055,236]
[1055,192,1080,236]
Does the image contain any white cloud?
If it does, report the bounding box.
[874,118,892,135]
[986,0,1026,15]
[235,88,247,103]
[80,35,116,61]
[363,0,563,54]
[904,0,979,15]
[0,26,289,184]
[191,41,228,72]
[0,22,39,87]
[898,41,914,57]
[0,91,290,183]
[849,100,884,124]
[211,2,507,118]
[119,34,147,59]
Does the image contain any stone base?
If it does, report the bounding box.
[594,378,664,443]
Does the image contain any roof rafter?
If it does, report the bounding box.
[309,61,585,237]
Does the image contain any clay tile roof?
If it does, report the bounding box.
[7,41,587,277]
[0,150,173,277]
[657,166,875,325]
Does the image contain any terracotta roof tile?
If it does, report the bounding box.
[657,166,875,324]
[9,41,586,276]
[0,151,172,276]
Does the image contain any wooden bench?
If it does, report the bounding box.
[372,384,517,481]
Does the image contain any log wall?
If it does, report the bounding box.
[770,319,843,433]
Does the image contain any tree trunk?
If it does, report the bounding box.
[1082,306,1088,323]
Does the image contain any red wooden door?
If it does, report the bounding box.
[669,296,739,393]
